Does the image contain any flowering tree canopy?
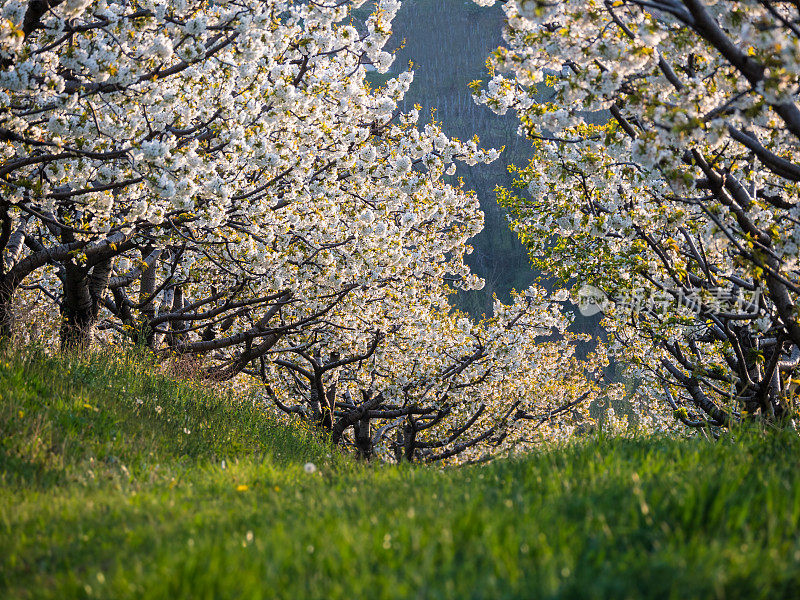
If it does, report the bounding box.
[474,0,800,429]
[0,0,609,461]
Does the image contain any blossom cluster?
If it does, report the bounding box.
[474,0,800,429]
[0,0,601,461]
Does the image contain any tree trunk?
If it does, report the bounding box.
[59,258,112,351]
[60,261,95,351]
[394,419,417,462]
[152,286,173,349]
[354,414,372,459]
[138,246,157,347]
[168,285,185,347]
[403,419,417,462]
[0,280,14,343]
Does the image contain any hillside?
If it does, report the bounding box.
[382,0,538,315]
[2,349,799,599]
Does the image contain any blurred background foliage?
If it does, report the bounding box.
[365,0,536,316]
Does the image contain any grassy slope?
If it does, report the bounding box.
[1,350,800,599]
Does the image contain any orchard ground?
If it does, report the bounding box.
[1,348,799,600]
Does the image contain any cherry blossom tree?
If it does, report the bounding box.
[260,288,605,462]
[474,0,800,430]
[0,0,501,344]
[0,0,610,461]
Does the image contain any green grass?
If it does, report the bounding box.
[1,348,800,599]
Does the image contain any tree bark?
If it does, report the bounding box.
[0,279,14,343]
[59,257,112,351]
[354,414,372,459]
[59,261,95,350]
[138,246,158,347]
[168,285,185,347]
